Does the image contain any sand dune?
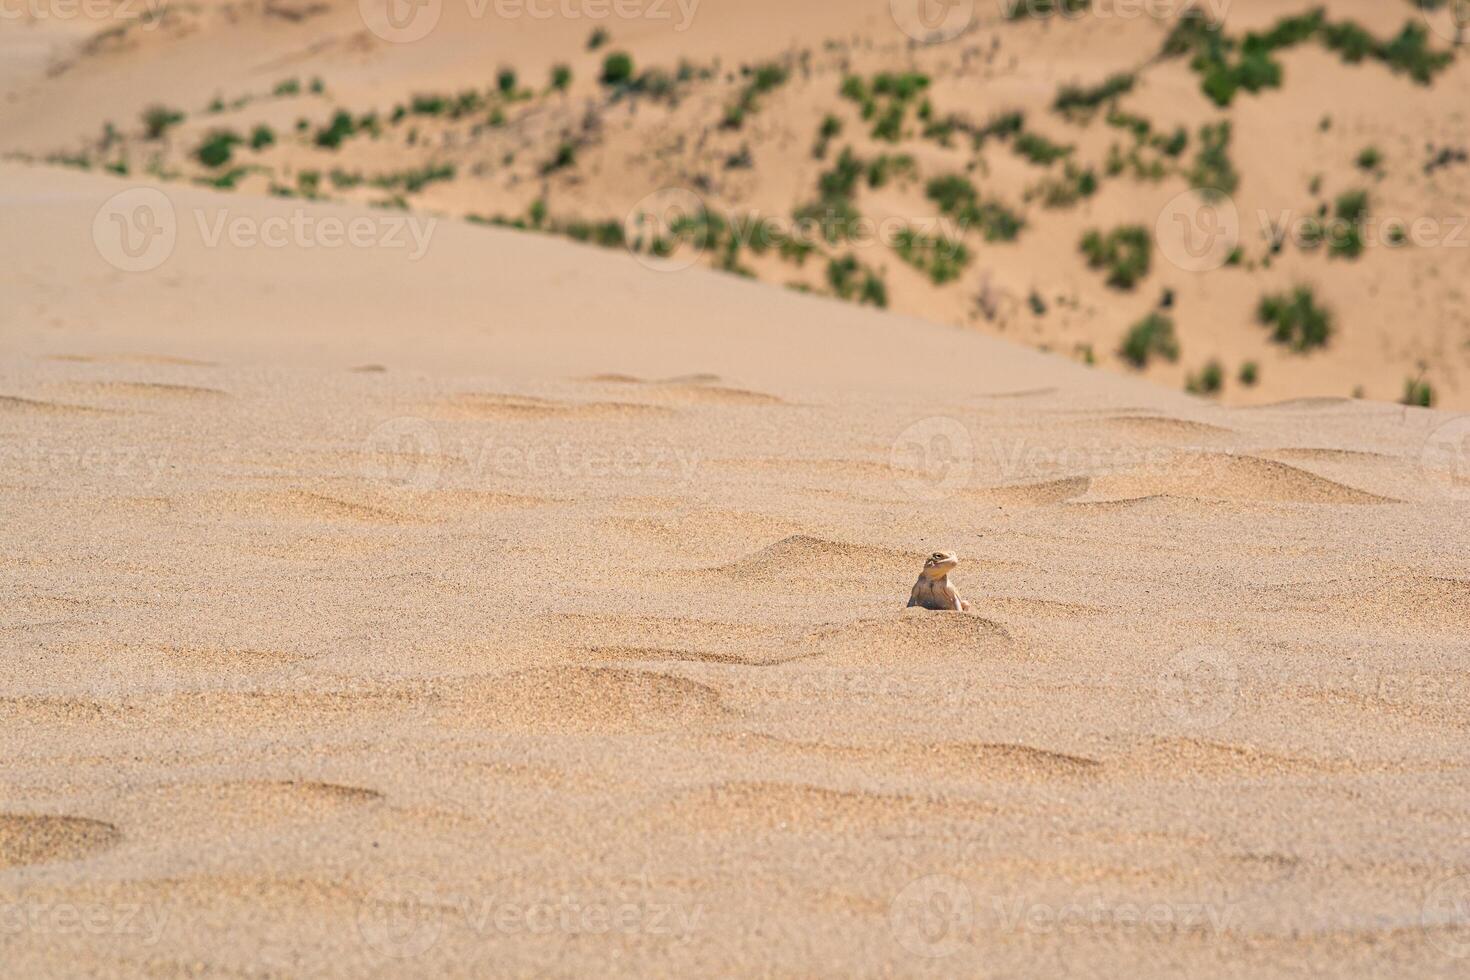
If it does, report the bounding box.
[2,49,1470,977]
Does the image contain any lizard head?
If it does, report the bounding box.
[922,551,959,578]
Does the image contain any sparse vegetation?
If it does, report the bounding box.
[1186,360,1225,395]
[925,175,1025,242]
[314,111,358,150]
[1052,73,1134,120]
[1120,313,1179,368]
[813,114,842,159]
[1189,121,1239,196]
[541,141,577,175]
[1402,377,1436,407]
[1013,130,1073,166]
[722,62,789,130]
[1257,286,1332,351]
[1239,361,1259,386]
[1080,225,1151,290]
[550,64,572,92]
[142,105,185,140]
[1032,162,1098,208]
[249,124,275,151]
[1356,146,1383,172]
[194,129,241,168]
[826,254,888,307]
[1008,0,1090,18]
[840,72,930,143]
[892,228,971,285]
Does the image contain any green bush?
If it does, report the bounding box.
[1189,121,1239,195]
[314,111,357,150]
[826,255,887,307]
[1239,361,1259,386]
[600,52,635,86]
[142,105,185,140]
[925,175,1025,241]
[249,124,275,151]
[1053,73,1134,118]
[194,129,241,168]
[588,27,609,50]
[1257,286,1332,351]
[550,64,572,92]
[1402,377,1435,407]
[1120,313,1179,368]
[892,228,971,285]
[1013,130,1073,165]
[1081,225,1151,289]
[1356,146,1383,171]
[1186,360,1225,395]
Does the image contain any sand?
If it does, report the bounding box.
[4,0,1470,971]
[4,0,1470,405]
[2,159,1469,977]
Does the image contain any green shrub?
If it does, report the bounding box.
[273,78,301,97]
[314,111,357,149]
[1013,130,1073,165]
[1402,377,1435,407]
[722,61,789,130]
[588,27,609,50]
[892,228,971,285]
[142,105,185,140]
[410,93,448,115]
[865,153,915,189]
[600,52,635,86]
[249,124,275,151]
[1189,121,1239,195]
[541,141,577,175]
[1356,146,1383,171]
[1033,162,1098,208]
[1120,313,1179,368]
[1081,225,1151,289]
[1257,286,1332,351]
[194,129,241,167]
[826,255,887,307]
[550,64,572,91]
[1186,360,1225,395]
[925,175,1025,241]
[1053,73,1134,118]
[1239,361,1259,386]
[1007,0,1090,18]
